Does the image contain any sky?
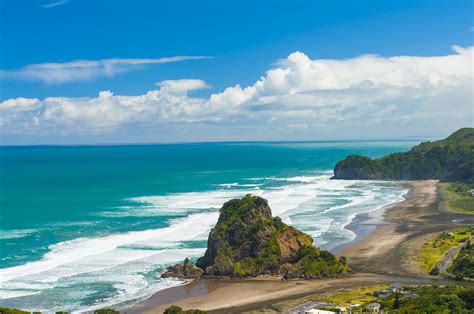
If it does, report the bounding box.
[0,0,473,145]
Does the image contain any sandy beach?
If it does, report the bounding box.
[127,180,474,313]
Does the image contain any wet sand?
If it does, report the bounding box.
[127,180,474,313]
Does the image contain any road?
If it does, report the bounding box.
[437,245,462,276]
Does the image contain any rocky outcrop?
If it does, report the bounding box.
[162,258,204,279]
[161,194,348,279]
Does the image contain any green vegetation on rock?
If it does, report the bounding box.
[195,194,349,278]
[412,128,474,152]
[333,128,474,184]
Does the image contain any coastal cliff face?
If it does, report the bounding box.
[163,195,349,279]
[333,128,474,183]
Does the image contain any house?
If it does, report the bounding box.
[288,301,335,314]
[374,288,392,298]
[366,302,381,312]
[401,293,420,300]
[377,292,391,299]
[389,283,404,293]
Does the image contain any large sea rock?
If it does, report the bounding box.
[163,195,349,279]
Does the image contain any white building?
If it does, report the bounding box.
[366,302,381,312]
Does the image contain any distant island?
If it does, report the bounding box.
[163,194,349,279]
[333,127,474,184]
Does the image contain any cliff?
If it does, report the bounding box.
[163,195,349,279]
[333,128,474,183]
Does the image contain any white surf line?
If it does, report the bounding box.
[0,212,215,284]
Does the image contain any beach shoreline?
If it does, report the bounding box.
[328,185,408,254]
[127,180,474,313]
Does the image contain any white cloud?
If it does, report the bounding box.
[210,45,472,111]
[41,0,70,9]
[1,98,40,111]
[0,79,213,133]
[0,56,211,84]
[1,46,472,141]
[156,79,211,95]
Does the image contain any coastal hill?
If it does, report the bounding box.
[163,195,349,279]
[332,127,474,183]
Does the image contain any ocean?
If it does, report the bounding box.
[0,141,417,312]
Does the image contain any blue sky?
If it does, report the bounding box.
[0,0,473,144]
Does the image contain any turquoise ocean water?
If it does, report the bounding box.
[0,141,418,312]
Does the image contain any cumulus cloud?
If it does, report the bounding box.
[1,79,214,134]
[1,46,472,141]
[0,56,211,84]
[210,45,472,111]
[156,79,211,95]
[1,98,41,111]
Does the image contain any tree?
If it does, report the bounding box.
[393,292,401,309]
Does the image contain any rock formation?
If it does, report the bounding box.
[163,194,349,279]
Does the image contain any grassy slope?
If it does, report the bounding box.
[320,285,387,307]
[442,182,474,214]
[418,227,473,273]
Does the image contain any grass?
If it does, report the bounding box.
[320,285,388,307]
[418,227,473,273]
[442,182,474,214]
[271,285,388,311]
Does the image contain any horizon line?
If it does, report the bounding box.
[0,137,438,148]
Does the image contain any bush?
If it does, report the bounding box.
[94,309,119,314]
[0,308,30,314]
[164,306,184,314]
[163,305,207,314]
[430,266,439,275]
